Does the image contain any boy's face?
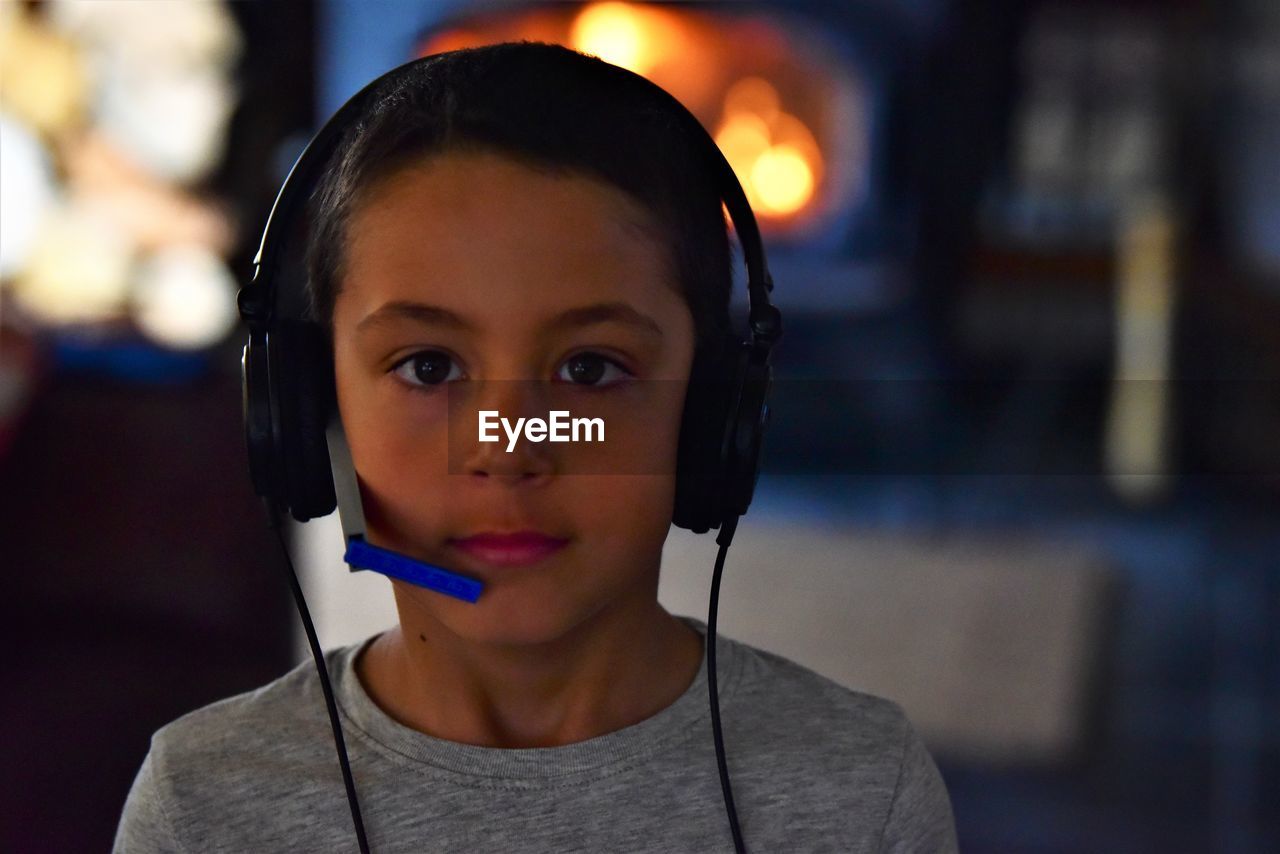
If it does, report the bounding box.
[332,150,697,647]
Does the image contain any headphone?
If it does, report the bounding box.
[237,43,782,854]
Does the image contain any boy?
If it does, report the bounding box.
[115,42,957,852]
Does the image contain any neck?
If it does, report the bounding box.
[356,592,704,749]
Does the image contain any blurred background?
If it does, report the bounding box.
[2,0,1278,851]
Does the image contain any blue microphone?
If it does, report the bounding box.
[325,415,485,604]
[342,537,482,603]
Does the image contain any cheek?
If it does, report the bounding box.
[558,473,676,588]
[334,358,452,530]
[336,343,446,460]
[567,473,676,523]
[345,431,454,553]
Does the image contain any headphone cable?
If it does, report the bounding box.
[709,514,747,854]
[267,508,372,854]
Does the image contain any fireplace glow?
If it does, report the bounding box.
[715,77,822,217]
[419,2,864,236]
[569,2,670,76]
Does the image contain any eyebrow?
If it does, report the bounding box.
[355,300,665,338]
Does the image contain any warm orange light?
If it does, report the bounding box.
[571,3,647,72]
[419,10,839,228]
[715,76,823,219]
[424,29,484,55]
[569,1,688,77]
[752,145,814,215]
[716,114,770,172]
[723,77,780,126]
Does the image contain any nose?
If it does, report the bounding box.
[451,379,556,485]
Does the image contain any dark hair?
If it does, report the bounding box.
[305,41,733,355]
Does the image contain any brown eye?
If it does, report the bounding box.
[558,352,630,387]
[391,351,461,388]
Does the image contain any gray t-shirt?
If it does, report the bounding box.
[114,616,957,852]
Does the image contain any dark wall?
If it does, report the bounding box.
[0,4,316,850]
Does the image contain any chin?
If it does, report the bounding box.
[404,581,608,649]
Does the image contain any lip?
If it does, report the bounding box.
[447,531,570,567]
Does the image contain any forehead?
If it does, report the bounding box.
[339,150,679,327]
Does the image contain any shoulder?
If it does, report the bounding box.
[115,646,361,851]
[720,636,959,851]
[727,635,912,752]
[149,655,333,775]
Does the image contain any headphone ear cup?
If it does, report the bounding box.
[722,346,772,518]
[242,328,281,505]
[673,333,741,533]
[271,320,338,522]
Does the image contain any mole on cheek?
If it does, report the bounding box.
[419,633,427,643]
